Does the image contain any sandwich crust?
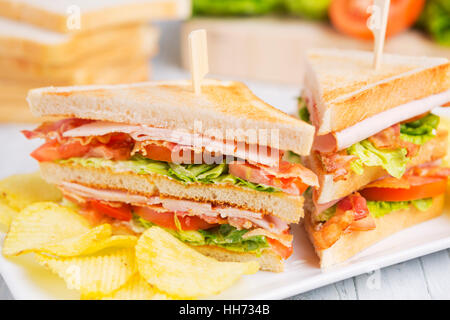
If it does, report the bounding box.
[306,130,448,204]
[304,194,445,269]
[195,246,284,272]
[304,49,450,135]
[39,161,304,223]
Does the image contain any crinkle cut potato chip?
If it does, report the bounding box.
[95,274,172,300]
[35,224,112,257]
[35,248,137,298]
[3,202,91,256]
[0,172,62,211]
[136,227,260,299]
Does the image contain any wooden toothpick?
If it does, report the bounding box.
[188,29,209,95]
[367,0,390,69]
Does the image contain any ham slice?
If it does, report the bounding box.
[63,121,281,167]
[313,90,450,152]
[60,182,289,234]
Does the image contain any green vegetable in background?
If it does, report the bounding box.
[418,0,450,46]
[284,0,330,20]
[193,0,281,16]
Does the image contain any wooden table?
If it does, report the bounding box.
[0,21,449,300]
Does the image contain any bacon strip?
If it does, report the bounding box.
[319,151,358,182]
[368,124,419,157]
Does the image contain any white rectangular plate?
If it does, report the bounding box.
[1,201,449,300]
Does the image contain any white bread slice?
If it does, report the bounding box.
[39,162,304,223]
[195,246,283,272]
[304,48,450,135]
[0,19,157,65]
[0,30,157,82]
[27,80,315,155]
[0,0,190,33]
[304,194,445,269]
[305,130,448,204]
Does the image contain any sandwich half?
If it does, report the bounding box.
[24,79,318,272]
[304,165,449,268]
[299,49,450,267]
[300,48,450,204]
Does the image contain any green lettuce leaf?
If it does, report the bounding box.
[298,105,311,124]
[135,216,269,254]
[367,200,411,218]
[284,0,330,20]
[411,198,433,212]
[347,140,408,178]
[400,113,440,145]
[367,198,433,218]
[58,155,281,193]
[315,205,336,223]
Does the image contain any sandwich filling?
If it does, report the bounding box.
[24,118,319,259]
[23,118,318,196]
[300,103,444,181]
[307,164,449,250]
[59,182,293,259]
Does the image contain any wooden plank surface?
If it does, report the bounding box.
[181,18,450,85]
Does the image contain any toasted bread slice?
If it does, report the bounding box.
[304,194,445,269]
[39,162,304,223]
[0,19,157,64]
[27,80,315,155]
[305,130,448,204]
[304,49,450,135]
[0,0,190,33]
[195,245,284,272]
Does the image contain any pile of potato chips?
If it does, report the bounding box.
[0,173,259,299]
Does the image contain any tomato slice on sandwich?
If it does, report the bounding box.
[89,200,133,221]
[360,175,447,202]
[134,206,217,231]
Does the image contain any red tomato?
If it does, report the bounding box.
[267,238,293,260]
[134,206,216,231]
[361,176,447,202]
[30,140,90,162]
[89,200,133,221]
[143,144,175,163]
[329,0,425,40]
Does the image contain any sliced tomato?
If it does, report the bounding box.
[267,238,293,260]
[228,162,309,196]
[329,0,425,40]
[89,200,133,221]
[30,140,90,162]
[134,206,216,231]
[143,144,175,163]
[361,176,447,202]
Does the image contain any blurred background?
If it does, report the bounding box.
[0,0,448,123]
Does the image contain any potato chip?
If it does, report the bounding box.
[81,235,138,255]
[0,172,62,211]
[0,198,17,228]
[135,227,259,299]
[35,224,112,257]
[93,274,172,300]
[3,202,91,256]
[35,248,137,298]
